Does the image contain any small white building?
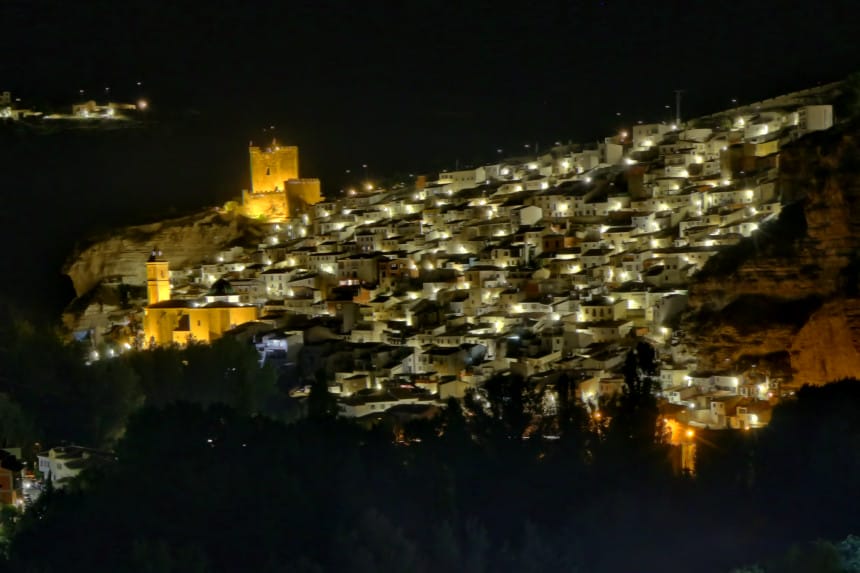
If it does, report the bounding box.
[798,105,833,134]
[37,446,113,488]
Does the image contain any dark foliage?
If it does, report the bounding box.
[2,323,860,572]
[0,304,278,450]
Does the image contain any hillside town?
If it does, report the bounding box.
[65,84,840,464]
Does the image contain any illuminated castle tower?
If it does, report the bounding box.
[146,248,171,305]
[250,141,299,192]
[241,139,321,221]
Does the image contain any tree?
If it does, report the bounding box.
[307,369,337,420]
[596,343,670,480]
[0,394,35,449]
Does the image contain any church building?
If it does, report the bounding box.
[142,250,259,347]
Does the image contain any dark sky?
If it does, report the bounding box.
[3,0,859,185]
[0,0,858,313]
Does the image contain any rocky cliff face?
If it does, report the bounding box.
[684,123,860,384]
[65,209,267,297]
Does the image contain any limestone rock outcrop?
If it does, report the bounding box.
[789,298,860,384]
[64,209,267,298]
[684,122,860,384]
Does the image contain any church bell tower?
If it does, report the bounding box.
[146,248,171,305]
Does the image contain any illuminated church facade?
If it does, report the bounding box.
[142,250,258,347]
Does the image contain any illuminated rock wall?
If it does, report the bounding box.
[64,210,267,298]
[685,123,860,384]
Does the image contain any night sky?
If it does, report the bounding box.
[1,0,858,311]
[4,0,858,181]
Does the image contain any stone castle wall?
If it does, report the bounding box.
[249,145,299,192]
[286,178,322,213]
[242,189,288,221]
[242,144,320,221]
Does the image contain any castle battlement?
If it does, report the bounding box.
[241,141,320,221]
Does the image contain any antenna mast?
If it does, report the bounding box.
[674,89,685,125]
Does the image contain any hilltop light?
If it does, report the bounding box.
[137,99,148,110]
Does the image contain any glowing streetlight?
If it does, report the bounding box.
[137,99,148,110]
